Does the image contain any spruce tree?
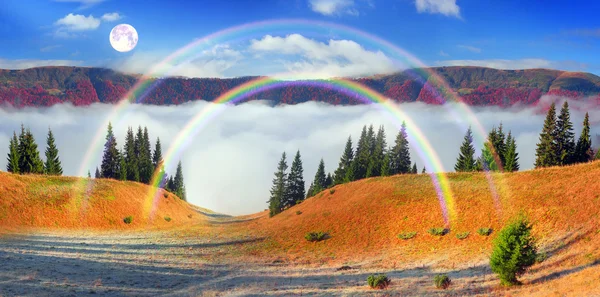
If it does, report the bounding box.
[100,122,120,179]
[390,122,411,174]
[306,182,314,199]
[367,125,386,177]
[284,150,305,208]
[412,162,417,174]
[173,160,186,201]
[87,170,91,178]
[166,176,175,193]
[574,112,592,163]
[325,173,333,188]
[504,131,520,172]
[333,136,354,185]
[119,149,127,181]
[455,127,477,172]
[139,127,154,184]
[18,127,44,174]
[481,141,499,171]
[6,131,19,173]
[311,158,327,196]
[124,127,139,181]
[44,128,63,175]
[351,126,369,180]
[95,167,101,178]
[535,103,558,168]
[268,152,288,217]
[152,137,166,186]
[554,101,575,165]
[421,166,426,174]
[381,152,391,176]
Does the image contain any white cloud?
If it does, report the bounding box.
[415,0,460,18]
[1,101,596,215]
[54,13,101,31]
[53,0,106,10]
[434,58,589,71]
[249,34,399,78]
[40,45,62,52]
[101,12,122,22]
[457,44,481,53]
[309,0,358,16]
[0,58,83,69]
[439,50,449,57]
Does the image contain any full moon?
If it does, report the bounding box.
[109,24,138,52]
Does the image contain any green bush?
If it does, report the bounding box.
[428,228,448,236]
[434,274,451,289]
[296,210,302,215]
[329,189,336,194]
[535,252,547,263]
[398,232,417,240]
[164,216,171,222]
[490,215,537,286]
[478,228,493,236]
[305,231,328,242]
[367,274,391,289]
[456,232,470,240]
[123,216,133,224]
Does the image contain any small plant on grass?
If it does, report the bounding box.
[164,216,171,222]
[490,215,537,286]
[434,274,451,289]
[367,274,391,289]
[478,228,493,236]
[123,216,133,224]
[535,252,547,263]
[398,232,417,240]
[456,232,470,240]
[329,188,336,194]
[305,231,328,242]
[296,210,302,215]
[428,227,448,236]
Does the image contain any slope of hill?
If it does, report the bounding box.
[0,171,203,230]
[1,66,599,108]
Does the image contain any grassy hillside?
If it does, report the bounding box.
[0,171,203,230]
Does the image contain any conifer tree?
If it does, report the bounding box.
[166,176,175,193]
[367,125,387,177]
[554,101,575,165]
[124,127,138,181]
[481,141,499,171]
[455,127,477,172]
[118,149,127,181]
[350,126,370,180]
[87,170,91,178]
[284,150,305,208]
[574,112,593,163]
[100,122,120,179]
[333,136,354,185]
[325,173,333,188]
[173,160,186,201]
[139,127,154,184]
[504,131,520,172]
[389,122,411,175]
[44,128,62,175]
[152,137,166,186]
[18,126,44,174]
[95,167,101,178]
[268,152,288,217]
[381,152,391,176]
[535,103,558,168]
[306,182,314,199]
[311,158,327,196]
[422,166,426,174]
[6,131,19,173]
[412,162,417,174]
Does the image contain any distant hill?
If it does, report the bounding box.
[1,66,600,108]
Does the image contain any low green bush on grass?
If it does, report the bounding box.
[305,231,328,242]
[478,228,493,236]
[434,274,451,289]
[428,228,448,236]
[398,232,417,240]
[123,216,133,224]
[367,274,391,289]
[456,232,470,240]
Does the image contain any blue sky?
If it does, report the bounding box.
[1,0,600,77]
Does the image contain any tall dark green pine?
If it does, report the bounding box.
[268,152,288,217]
[535,103,558,168]
[18,127,44,174]
[44,128,63,176]
[366,125,386,177]
[325,173,333,188]
[503,131,520,172]
[455,127,477,172]
[134,126,143,177]
[284,150,305,208]
[95,167,101,178]
[124,127,138,181]
[166,176,175,193]
[554,101,575,166]
[306,182,314,199]
[6,131,20,173]
[574,112,593,163]
[421,166,426,174]
[411,162,417,174]
[480,141,499,171]
[333,136,354,185]
[152,137,167,186]
[139,127,154,184]
[381,152,391,176]
[87,170,91,178]
[390,121,411,174]
[118,149,127,181]
[350,125,369,180]
[311,158,327,196]
[100,122,120,179]
[173,160,186,201]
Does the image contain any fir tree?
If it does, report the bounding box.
[554,101,575,165]
[574,112,593,163]
[118,149,127,181]
[124,127,139,181]
[152,137,166,186]
[6,131,19,173]
[100,122,120,179]
[503,131,520,172]
[389,122,411,175]
[412,162,417,174]
[367,125,386,177]
[139,127,154,184]
[306,182,314,199]
[333,136,354,185]
[95,167,101,178]
[325,173,333,188]
[173,160,186,201]
[381,152,391,176]
[166,176,175,193]
[87,170,91,178]
[18,126,44,174]
[535,103,558,168]
[311,158,327,196]
[481,141,499,171]
[268,152,288,217]
[421,166,426,174]
[455,127,477,172]
[284,150,305,208]
[44,128,62,175]
[350,126,369,180]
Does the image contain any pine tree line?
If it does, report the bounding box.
[6,125,62,175]
[268,150,306,217]
[97,122,187,201]
[454,124,520,173]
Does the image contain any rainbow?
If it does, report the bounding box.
[144,77,458,226]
